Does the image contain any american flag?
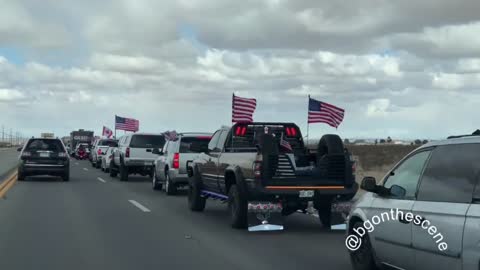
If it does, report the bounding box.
[232,94,256,123]
[280,133,293,151]
[308,97,345,128]
[115,115,139,132]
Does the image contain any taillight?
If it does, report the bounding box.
[126,147,130,158]
[352,161,356,174]
[253,161,262,179]
[285,127,297,137]
[173,153,180,169]
[235,126,247,136]
[21,151,31,157]
[97,149,102,155]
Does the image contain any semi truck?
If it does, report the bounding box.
[70,129,94,154]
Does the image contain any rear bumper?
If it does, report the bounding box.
[169,169,188,184]
[20,164,68,176]
[246,181,358,201]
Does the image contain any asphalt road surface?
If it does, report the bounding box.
[0,148,19,180]
[0,160,353,270]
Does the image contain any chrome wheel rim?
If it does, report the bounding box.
[165,174,169,191]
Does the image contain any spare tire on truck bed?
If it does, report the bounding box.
[317,134,356,202]
[316,134,344,157]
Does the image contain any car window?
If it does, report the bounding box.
[179,136,211,153]
[129,135,165,148]
[99,140,118,147]
[216,131,229,151]
[26,139,64,153]
[417,144,480,203]
[208,131,222,151]
[384,150,432,199]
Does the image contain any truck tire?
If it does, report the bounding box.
[62,170,70,182]
[165,173,177,195]
[337,193,356,201]
[188,168,206,211]
[228,185,248,229]
[349,221,378,270]
[17,171,25,181]
[109,161,117,177]
[96,160,101,169]
[152,169,162,191]
[317,134,344,158]
[316,196,333,229]
[119,164,128,181]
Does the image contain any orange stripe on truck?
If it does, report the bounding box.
[265,186,344,190]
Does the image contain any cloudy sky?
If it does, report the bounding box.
[1,0,479,140]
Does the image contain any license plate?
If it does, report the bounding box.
[39,152,50,158]
[299,190,314,198]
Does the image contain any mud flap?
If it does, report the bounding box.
[247,202,284,232]
[330,200,353,230]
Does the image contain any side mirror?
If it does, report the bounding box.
[17,147,22,152]
[390,185,406,198]
[360,176,377,192]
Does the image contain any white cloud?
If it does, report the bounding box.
[366,99,391,117]
[1,0,480,139]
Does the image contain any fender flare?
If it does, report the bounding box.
[225,165,247,195]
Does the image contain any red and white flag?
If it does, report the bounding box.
[232,94,256,123]
[102,126,113,138]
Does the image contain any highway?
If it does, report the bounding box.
[0,148,19,180]
[0,160,353,270]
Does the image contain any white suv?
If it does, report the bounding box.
[110,133,166,181]
[152,133,212,194]
[91,138,118,168]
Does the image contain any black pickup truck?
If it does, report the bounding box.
[187,122,357,229]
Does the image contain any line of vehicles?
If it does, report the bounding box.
[16,124,480,269]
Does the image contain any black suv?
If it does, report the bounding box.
[17,138,70,181]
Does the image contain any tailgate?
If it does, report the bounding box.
[264,153,354,187]
[129,147,158,161]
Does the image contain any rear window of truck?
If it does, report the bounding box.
[26,139,64,152]
[130,135,165,148]
[179,137,211,153]
[227,124,303,150]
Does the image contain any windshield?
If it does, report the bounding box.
[130,135,165,148]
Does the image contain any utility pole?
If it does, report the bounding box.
[1,125,4,144]
[9,128,12,146]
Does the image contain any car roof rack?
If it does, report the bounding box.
[447,129,480,139]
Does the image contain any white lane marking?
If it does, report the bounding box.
[128,200,151,212]
[75,162,79,165]
[97,177,106,183]
[83,168,88,171]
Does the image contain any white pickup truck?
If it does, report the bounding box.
[110,133,166,181]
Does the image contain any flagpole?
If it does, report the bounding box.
[231,92,234,150]
[306,95,310,148]
[114,115,117,139]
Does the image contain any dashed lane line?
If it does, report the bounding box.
[97,177,106,183]
[128,200,151,212]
